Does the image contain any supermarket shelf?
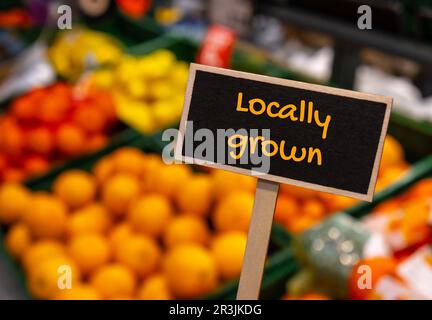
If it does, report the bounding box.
[257,3,432,64]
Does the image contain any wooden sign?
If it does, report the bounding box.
[174,63,392,300]
[175,63,392,201]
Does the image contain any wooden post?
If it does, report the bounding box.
[236,179,279,300]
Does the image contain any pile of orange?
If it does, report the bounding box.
[0,147,254,299]
[0,83,117,183]
[274,135,409,233]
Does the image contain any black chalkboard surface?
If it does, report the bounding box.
[175,64,392,201]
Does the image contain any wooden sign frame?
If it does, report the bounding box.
[174,63,393,202]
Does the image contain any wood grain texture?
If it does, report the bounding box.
[236,179,279,300]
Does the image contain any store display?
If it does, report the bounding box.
[0,0,431,303]
[0,83,117,182]
[0,147,257,300]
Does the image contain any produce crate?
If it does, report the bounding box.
[0,134,297,300]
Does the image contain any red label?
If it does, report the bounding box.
[196,25,236,68]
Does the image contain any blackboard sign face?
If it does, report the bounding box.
[174,64,392,201]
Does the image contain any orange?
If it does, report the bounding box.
[280,184,317,199]
[137,274,172,300]
[213,191,254,233]
[39,95,69,124]
[211,170,256,199]
[11,98,36,122]
[301,198,326,219]
[114,234,161,278]
[23,193,68,239]
[380,135,404,169]
[151,164,191,199]
[22,240,66,272]
[67,203,112,236]
[0,118,24,156]
[163,215,210,248]
[0,183,31,225]
[109,223,134,252]
[26,127,54,155]
[28,256,80,299]
[111,147,146,177]
[23,155,49,177]
[409,178,432,198]
[163,244,218,299]
[92,156,115,184]
[128,194,173,237]
[349,257,397,300]
[176,175,213,217]
[2,168,25,183]
[87,134,107,152]
[53,170,96,209]
[56,123,86,156]
[73,106,107,133]
[68,233,111,275]
[102,173,141,216]
[283,292,329,300]
[90,264,136,299]
[53,284,101,300]
[320,193,358,212]
[141,155,164,192]
[286,216,319,233]
[274,195,299,225]
[5,223,31,259]
[211,232,246,280]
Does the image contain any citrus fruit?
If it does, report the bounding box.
[211,232,247,280]
[163,244,218,299]
[90,264,136,299]
[5,223,31,259]
[213,191,254,233]
[28,256,80,299]
[111,147,146,176]
[68,233,111,275]
[163,215,210,248]
[53,170,96,209]
[92,156,114,184]
[109,223,134,252]
[349,257,397,300]
[211,170,256,199]
[102,173,141,216]
[114,234,161,278]
[23,193,68,239]
[301,198,326,219]
[56,123,86,156]
[274,195,299,226]
[22,240,66,272]
[137,274,172,300]
[176,175,213,217]
[0,183,31,225]
[53,284,101,300]
[151,164,191,199]
[26,127,54,155]
[67,203,112,236]
[128,194,173,237]
[380,135,404,169]
[73,106,107,133]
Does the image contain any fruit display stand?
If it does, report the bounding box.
[0,133,300,300]
[259,154,432,300]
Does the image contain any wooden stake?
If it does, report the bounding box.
[236,179,279,300]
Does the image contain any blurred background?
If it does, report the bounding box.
[0,0,431,300]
